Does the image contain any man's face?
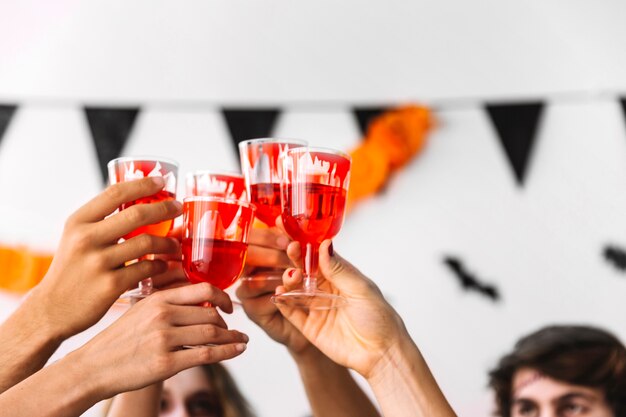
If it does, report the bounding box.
[510,368,613,417]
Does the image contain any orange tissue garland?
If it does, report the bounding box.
[0,246,53,293]
[348,104,433,205]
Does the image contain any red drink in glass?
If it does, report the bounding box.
[107,157,179,298]
[182,197,255,291]
[249,183,282,226]
[239,139,306,227]
[182,238,247,290]
[274,147,351,309]
[281,183,346,244]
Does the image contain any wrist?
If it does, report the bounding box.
[366,330,422,383]
[289,343,324,365]
[62,348,110,402]
[6,289,65,351]
[25,285,71,342]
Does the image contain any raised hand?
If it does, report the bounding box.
[0,176,183,394]
[275,239,410,378]
[276,240,457,417]
[237,278,311,355]
[71,283,248,397]
[31,176,182,339]
[0,284,249,417]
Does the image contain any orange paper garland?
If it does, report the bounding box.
[0,246,53,293]
[348,104,433,205]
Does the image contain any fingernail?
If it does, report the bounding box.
[242,333,250,343]
[152,176,165,187]
[328,242,334,257]
[288,269,295,278]
[236,343,247,352]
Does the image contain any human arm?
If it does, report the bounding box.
[0,176,182,393]
[106,383,163,417]
[0,283,248,417]
[275,240,456,417]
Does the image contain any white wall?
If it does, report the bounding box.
[1,1,626,416]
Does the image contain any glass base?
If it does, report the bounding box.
[240,270,283,282]
[271,289,347,310]
[116,286,155,304]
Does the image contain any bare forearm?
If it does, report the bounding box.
[107,383,162,417]
[0,291,64,393]
[0,352,102,417]
[292,347,380,417]
[367,336,456,417]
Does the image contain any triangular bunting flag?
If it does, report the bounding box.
[85,107,140,183]
[0,104,17,147]
[222,109,281,157]
[353,107,387,136]
[486,102,544,186]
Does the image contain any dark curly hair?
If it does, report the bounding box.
[488,325,626,417]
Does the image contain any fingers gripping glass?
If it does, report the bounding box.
[271,147,351,310]
[108,157,179,299]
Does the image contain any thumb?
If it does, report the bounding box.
[318,240,372,295]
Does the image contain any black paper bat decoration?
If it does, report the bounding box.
[443,256,501,302]
[603,245,626,272]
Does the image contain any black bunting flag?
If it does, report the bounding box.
[85,107,140,183]
[603,244,626,272]
[620,98,626,130]
[443,256,501,302]
[486,102,544,186]
[222,109,281,158]
[0,104,17,148]
[353,107,387,136]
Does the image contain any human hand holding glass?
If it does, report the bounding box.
[108,157,179,298]
[271,147,351,309]
[275,241,457,417]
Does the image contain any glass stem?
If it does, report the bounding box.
[138,253,155,295]
[139,278,153,295]
[302,242,319,293]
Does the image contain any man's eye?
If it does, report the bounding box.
[560,403,587,416]
[514,402,537,417]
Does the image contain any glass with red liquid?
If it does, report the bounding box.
[238,138,306,281]
[108,157,179,298]
[272,147,351,310]
[182,197,255,299]
[185,170,247,201]
[239,138,307,227]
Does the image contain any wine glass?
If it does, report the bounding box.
[238,138,307,281]
[185,171,249,306]
[185,170,247,201]
[107,156,179,298]
[271,147,351,310]
[182,196,255,306]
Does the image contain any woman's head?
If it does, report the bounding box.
[160,363,255,417]
[489,325,626,417]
